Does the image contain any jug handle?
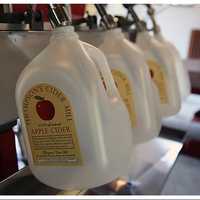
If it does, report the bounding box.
[82,42,120,99]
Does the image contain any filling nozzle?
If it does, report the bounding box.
[123,4,146,32]
[146,4,160,34]
[95,4,117,30]
[48,4,72,28]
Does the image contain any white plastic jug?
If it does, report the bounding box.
[97,28,161,144]
[154,28,191,101]
[15,26,133,190]
[136,31,181,117]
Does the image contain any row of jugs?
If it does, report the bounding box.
[15,4,190,190]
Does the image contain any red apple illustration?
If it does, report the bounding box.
[150,69,154,79]
[35,96,55,120]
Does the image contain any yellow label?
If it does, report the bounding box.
[111,69,137,127]
[23,83,82,166]
[147,60,168,104]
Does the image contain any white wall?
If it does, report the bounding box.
[107,5,200,59]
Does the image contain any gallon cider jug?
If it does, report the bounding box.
[136,30,181,117]
[99,28,161,144]
[15,25,133,190]
[153,27,191,101]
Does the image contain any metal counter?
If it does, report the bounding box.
[0,167,86,195]
[0,137,182,195]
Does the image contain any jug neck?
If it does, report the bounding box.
[136,31,152,51]
[154,30,165,43]
[103,28,124,40]
[50,26,79,42]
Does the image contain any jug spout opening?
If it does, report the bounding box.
[50,26,79,42]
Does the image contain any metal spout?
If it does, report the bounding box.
[123,4,146,32]
[95,4,116,30]
[146,4,160,34]
[48,4,72,28]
